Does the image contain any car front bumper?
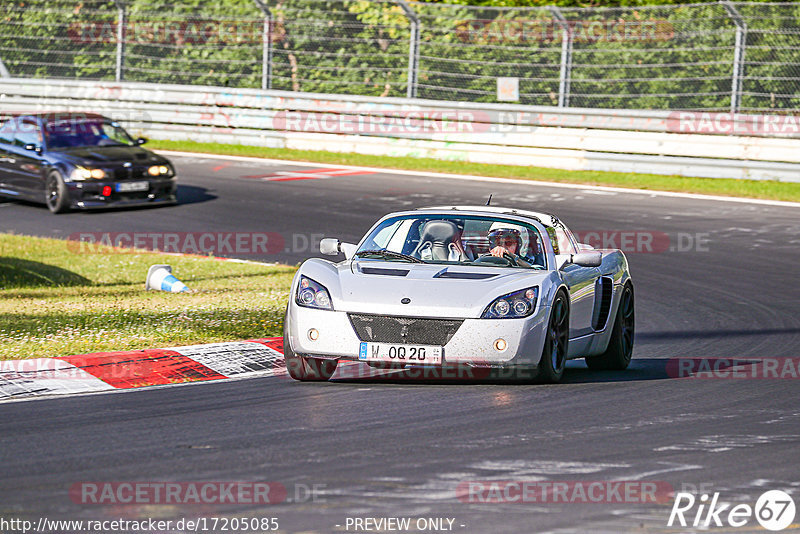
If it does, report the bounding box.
[286,303,550,368]
[66,178,177,209]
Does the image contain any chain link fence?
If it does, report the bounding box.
[1,0,798,112]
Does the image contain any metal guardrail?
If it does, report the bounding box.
[2,78,800,182]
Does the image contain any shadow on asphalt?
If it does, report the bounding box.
[328,358,674,386]
[175,184,216,205]
[637,328,800,340]
[0,185,215,214]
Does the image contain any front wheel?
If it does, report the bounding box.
[45,172,69,214]
[283,310,337,381]
[586,283,634,371]
[537,291,569,383]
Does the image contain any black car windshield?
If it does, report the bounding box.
[44,120,135,150]
[357,214,548,269]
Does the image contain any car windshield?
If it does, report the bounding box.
[44,120,135,150]
[356,214,547,269]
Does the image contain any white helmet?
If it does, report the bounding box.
[488,221,529,254]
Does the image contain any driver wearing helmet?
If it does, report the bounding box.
[488,226,522,258]
[487,223,543,268]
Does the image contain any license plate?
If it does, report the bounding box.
[359,342,443,365]
[116,181,149,192]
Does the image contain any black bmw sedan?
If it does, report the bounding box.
[0,112,177,213]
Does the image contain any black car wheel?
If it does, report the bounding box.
[537,290,569,383]
[586,282,635,371]
[283,308,337,381]
[45,172,69,214]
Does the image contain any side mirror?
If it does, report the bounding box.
[572,251,602,267]
[135,137,148,145]
[24,143,43,154]
[320,238,341,256]
[320,238,358,259]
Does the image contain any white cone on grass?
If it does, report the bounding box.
[146,265,190,293]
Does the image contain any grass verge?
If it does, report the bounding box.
[0,233,295,360]
[149,139,800,203]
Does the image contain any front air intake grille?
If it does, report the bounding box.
[348,314,463,345]
[113,166,147,180]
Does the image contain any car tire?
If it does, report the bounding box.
[45,171,69,214]
[537,290,569,383]
[283,308,337,381]
[586,282,635,371]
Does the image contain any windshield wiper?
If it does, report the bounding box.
[355,249,424,263]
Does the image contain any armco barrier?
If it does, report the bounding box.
[2,78,800,182]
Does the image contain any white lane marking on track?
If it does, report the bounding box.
[156,150,800,208]
[611,461,703,481]
[470,460,629,476]
[580,189,618,195]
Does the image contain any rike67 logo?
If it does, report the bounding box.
[668,490,796,531]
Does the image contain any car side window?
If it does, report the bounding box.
[554,226,578,255]
[0,118,15,145]
[14,118,42,148]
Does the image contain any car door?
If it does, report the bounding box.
[553,225,600,338]
[0,117,17,194]
[9,116,47,198]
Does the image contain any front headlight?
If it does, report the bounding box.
[482,286,539,319]
[70,166,106,180]
[148,165,171,176]
[295,276,333,310]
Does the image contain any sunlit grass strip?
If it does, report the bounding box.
[0,233,295,360]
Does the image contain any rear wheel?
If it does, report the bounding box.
[537,291,569,383]
[586,283,635,371]
[283,309,337,381]
[45,171,69,214]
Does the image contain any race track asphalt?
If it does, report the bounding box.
[1,154,799,533]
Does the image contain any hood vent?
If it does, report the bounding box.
[434,270,498,280]
[359,267,409,277]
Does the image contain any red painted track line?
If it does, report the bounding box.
[242,168,374,181]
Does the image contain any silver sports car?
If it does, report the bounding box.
[283,206,634,383]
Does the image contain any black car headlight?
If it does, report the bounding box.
[482,287,538,319]
[296,276,333,310]
[148,165,172,177]
[70,166,106,180]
